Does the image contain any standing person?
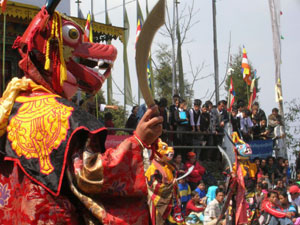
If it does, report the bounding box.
[190,99,202,146]
[231,107,241,134]
[240,109,254,142]
[209,101,226,160]
[203,188,226,225]
[268,107,283,138]
[104,112,116,135]
[189,99,202,132]
[200,104,210,133]
[125,105,139,134]
[185,152,206,190]
[175,99,191,151]
[169,94,180,145]
[251,102,267,127]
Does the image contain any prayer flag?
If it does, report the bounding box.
[0,0,7,13]
[241,47,252,86]
[83,13,93,43]
[228,76,235,112]
[248,78,257,109]
[124,8,133,106]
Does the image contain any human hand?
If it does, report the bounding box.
[135,105,163,146]
[286,212,293,219]
[111,105,118,110]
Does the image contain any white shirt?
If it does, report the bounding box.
[189,108,201,127]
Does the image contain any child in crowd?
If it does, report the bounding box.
[195,181,207,199]
[178,177,191,215]
[186,191,206,218]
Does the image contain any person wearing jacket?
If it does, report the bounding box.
[261,190,293,225]
[184,152,206,190]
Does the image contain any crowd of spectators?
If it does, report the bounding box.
[175,150,300,225]
[122,94,285,161]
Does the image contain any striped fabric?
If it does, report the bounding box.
[242,47,252,86]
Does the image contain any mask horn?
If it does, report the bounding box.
[45,0,61,15]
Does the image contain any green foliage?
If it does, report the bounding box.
[154,44,173,104]
[154,44,193,105]
[225,48,259,105]
[284,98,300,154]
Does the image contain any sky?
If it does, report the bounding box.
[18,0,300,117]
[71,0,300,118]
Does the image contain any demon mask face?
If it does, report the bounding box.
[157,139,174,162]
[13,0,117,99]
[232,132,252,158]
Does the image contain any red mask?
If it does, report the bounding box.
[13,4,117,99]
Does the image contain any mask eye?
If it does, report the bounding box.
[62,24,81,45]
[69,29,79,39]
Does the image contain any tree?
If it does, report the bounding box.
[284,98,300,155]
[225,48,259,106]
[153,44,193,104]
[160,0,200,99]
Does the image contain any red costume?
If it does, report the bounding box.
[0,1,163,224]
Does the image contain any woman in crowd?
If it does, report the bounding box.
[184,152,206,190]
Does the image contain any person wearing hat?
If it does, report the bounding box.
[289,185,300,214]
[184,152,206,190]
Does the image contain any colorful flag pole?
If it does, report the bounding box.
[241,46,252,86]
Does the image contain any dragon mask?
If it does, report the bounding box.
[13,0,117,99]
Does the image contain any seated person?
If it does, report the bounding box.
[195,181,207,199]
[184,152,206,190]
[203,188,226,225]
[279,191,298,219]
[261,190,293,225]
[178,177,191,215]
[186,191,206,217]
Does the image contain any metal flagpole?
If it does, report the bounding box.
[123,0,126,120]
[212,0,220,105]
[2,12,6,94]
[91,0,94,20]
[171,0,177,97]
